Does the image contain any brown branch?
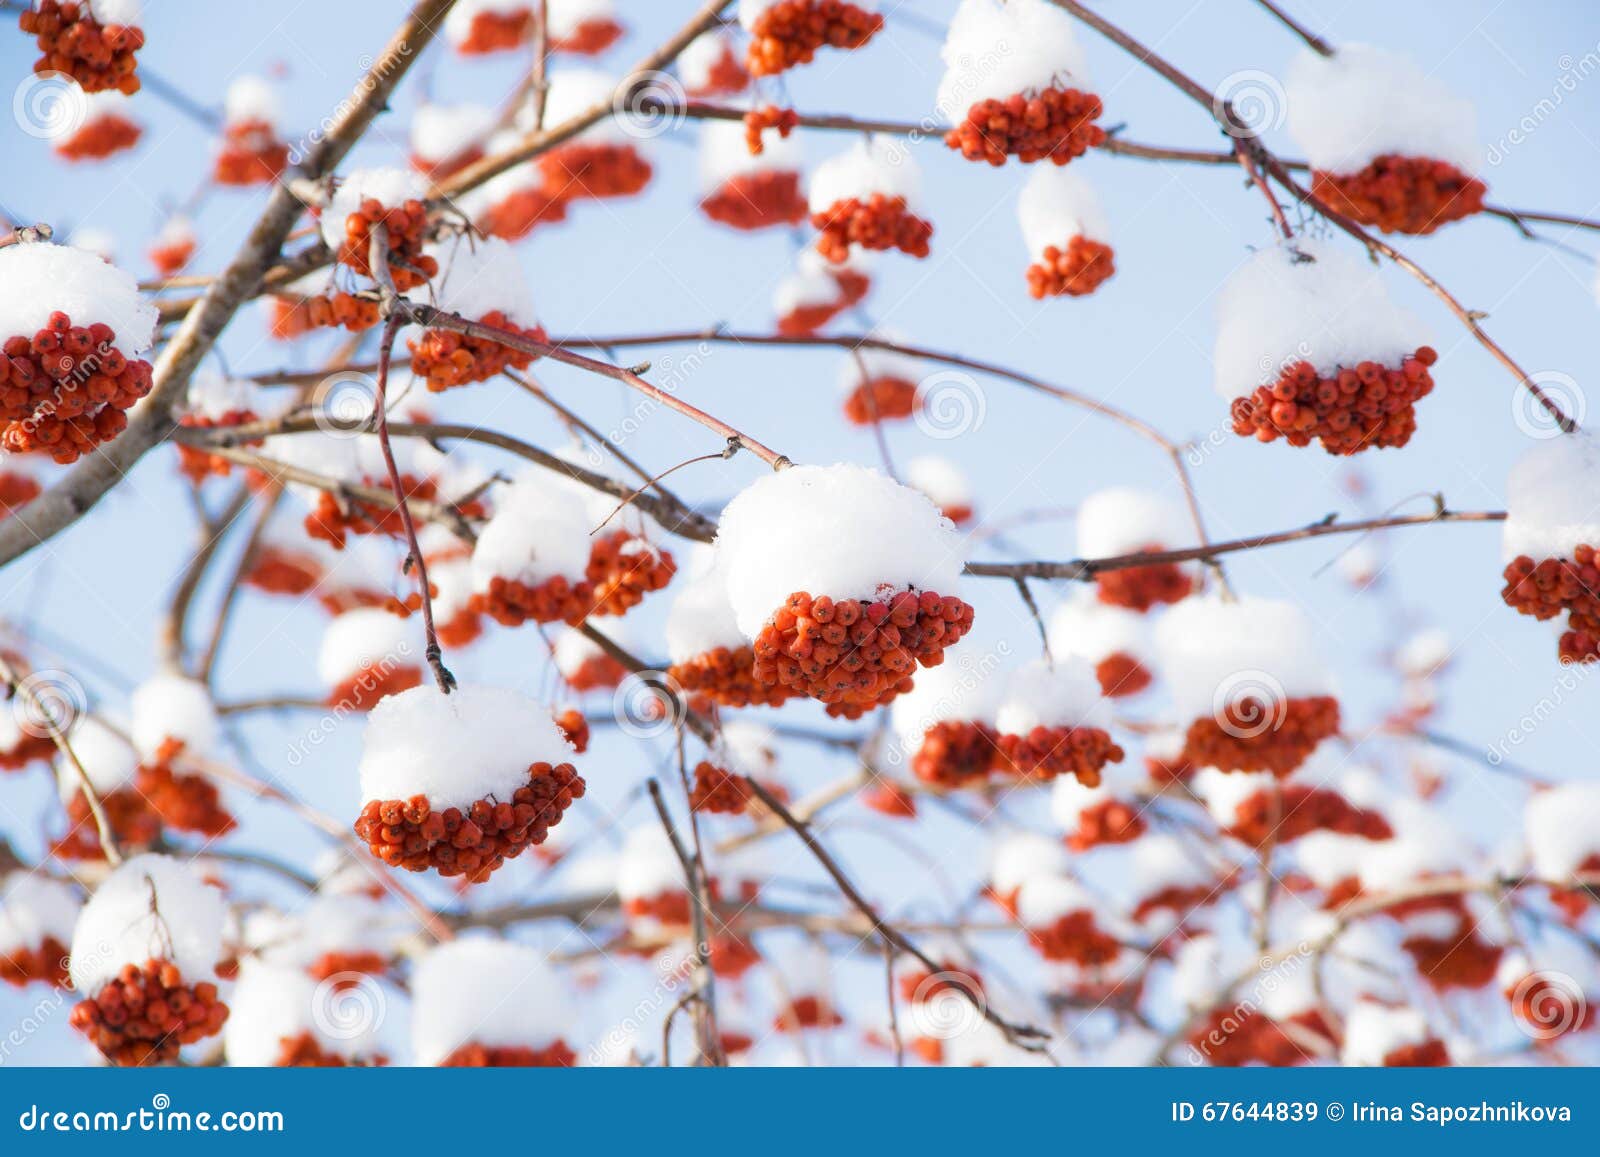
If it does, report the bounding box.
[1252,0,1334,56]
[645,778,726,1066]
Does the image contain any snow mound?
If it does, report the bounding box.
[223,75,280,127]
[411,937,569,1064]
[807,138,921,215]
[55,716,137,798]
[1016,873,1096,925]
[995,658,1111,733]
[1017,164,1109,259]
[903,455,971,511]
[1048,591,1149,664]
[1524,781,1600,880]
[1191,766,1276,827]
[425,235,538,327]
[1154,595,1333,720]
[937,0,1091,116]
[699,116,802,189]
[616,825,683,903]
[69,854,225,994]
[989,831,1071,896]
[318,608,415,686]
[1076,486,1192,556]
[1286,44,1479,175]
[0,872,80,957]
[715,463,966,638]
[530,68,624,144]
[470,471,594,592]
[130,673,220,760]
[321,168,430,250]
[224,959,382,1066]
[358,683,577,809]
[665,563,745,660]
[0,241,156,356]
[445,0,530,46]
[680,30,740,92]
[889,651,1004,753]
[1213,238,1425,399]
[183,369,258,421]
[549,0,615,38]
[410,102,494,163]
[1341,1001,1433,1066]
[1501,431,1600,561]
[1356,802,1472,893]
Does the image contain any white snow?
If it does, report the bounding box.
[1286,43,1479,176]
[0,872,80,957]
[69,854,225,994]
[699,117,802,190]
[1191,766,1276,827]
[720,720,777,776]
[1355,802,1473,893]
[665,564,745,660]
[1129,833,1214,900]
[55,716,137,799]
[320,168,430,251]
[807,138,922,215]
[469,471,594,592]
[836,340,923,395]
[129,674,220,761]
[989,831,1071,896]
[1213,238,1426,399]
[1076,486,1192,556]
[1501,430,1600,561]
[66,228,116,263]
[224,959,381,1066]
[1016,873,1096,926]
[445,0,531,46]
[1048,590,1149,665]
[1524,781,1600,880]
[1341,1001,1434,1066]
[0,241,156,357]
[679,30,742,92]
[182,369,257,421]
[317,608,415,687]
[616,825,684,904]
[994,657,1112,734]
[529,68,626,144]
[715,463,966,638]
[936,0,1091,116]
[423,235,538,327]
[548,0,616,39]
[411,937,569,1064]
[1154,595,1334,721]
[223,76,280,127]
[87,0,141,26]
[1294,830,1372,889]
[1395,627,1452,676]
[903,455,972,512]
[888,653,1004,754]
[1017,164,1109,260]
[358,683,577,809]
[409,102,495,165]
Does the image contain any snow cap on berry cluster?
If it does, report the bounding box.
[548,0,616,38]
[720,720,777,777]
[616,825,683,905]
[67,227,117,263]
[1049,754,1141,825]
[317,608,416,688]
[1501,430,1600,562]
[988,830,1071,897]
[1294,829,1372,889]
[320,168,430,251]
[1524,781,1600,880]
[904,455,971,513]
[1154,595,1334,721]
[224,959,386,1066]
[1048,590,1150,665]
[423,235,538,328]
[1015,872,1099,927]
[411,936,569,1065]
[358,683,577,810]
[995,657,1112,734]
[261,892,404,970]
[470,471,593,592]
[1017,164,1109,259]
[54,716,137,799]
[1213,238,1425,400]
[1341,1000,1434,1066]
[528,68,627,144]
[69,854,225,995]
[1190,766,1276,828]
[223,75,280,128]
[715,463,965,639]
[665,562,746,660]
[182,369,258,422]
[0,241,156,358]
[410,102,495,165]
[1355,801,1472,893]
[680,30,740,91]
[699,116,802,189]
[807,137,922,216]
[130,673,220,761]
[0,872,80,960]
[836,334,923,394]
[444,0,531,44]
[889,651,1004,754]
[1286,44,1479,176]
[86,0,143,24]
[1076,486,1193,557]
[1127,832,1212,903]
[936,0,1091,117]
[553,623,628,681]
[739,0,874,29]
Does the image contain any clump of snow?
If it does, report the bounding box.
[444,0,530,46]
[0,241,156,356]
[1129,832,1213,901]
[836,339,923,395]
[616,825,684,904]
[224,959,384,1066]
[807,138,922,216]
[55,716,137,799]
[422,235,538,327]
[665,563,745,661]
[88,0,142,24]
[1501,431,1600,561]
[470,471,594,592]
[989,831,1071,897]
[995,658,1111,734]
[359,683,577,809]
[411,937,569,1065]
[66,227,116,263]
[1395,626,1452,677]
[1295,830,1373,889]
[320,168,430,251]
[903,455,971,512]
[679,30,739,91]
[1524,781,1600,880]
[1016,873,1097,926]
[69,854,224,995]
[1076,486,1192,556]
[715,463,965,638]
[773,246,873,317]
[1048,590,1149,665]
[1356,802,1473,893]
[548,0,616,38]
[528,68,625,144]
[1017,165,1109,260]
[318,608,415,687]
[223,75,280,127]
[1341,1000,1434,1065]
[936,0,1091,117]
[1213,238,1425,399]
[410,102,494,164]
[763,934,835,998]
[456,131,544,223]
[183,369,258,421]
[0,872,80,958]
[1154,595,1334,721]
[719,721,777,776]
[130,674,219,761]
[1286,44,1479,176]
[1191,766,1276,828]
[889,652,1004,754]
[699,116,802,190]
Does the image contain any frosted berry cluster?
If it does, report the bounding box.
[337,198,438,292]
[1229,348,1438,456]
[744,0,882,77]
[1312,155,1486,236]
[1501,545,1600,664]
[20,0,143,94]
[69,960,228,1066]
[1026,235,1114,299]
[945,88,1105,167]
[1,312,153,463]
[813,195,932,263]
[407,313,545,392]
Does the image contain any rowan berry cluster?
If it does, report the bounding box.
[945,88,1106,167]
[1181,695,1341,777]
[1312,155,1487,235]
[338,197,438,291]
[702,172,810,231]
[1025,236,1115,299]
[1501,544,1600,664]
[69,960,228,1066]
[1,313,154,463]
[812,194,933,263]
[1228,348,1438,456]
[20,0,143,94]
[407,313,545,392]
[745,1,883,76]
